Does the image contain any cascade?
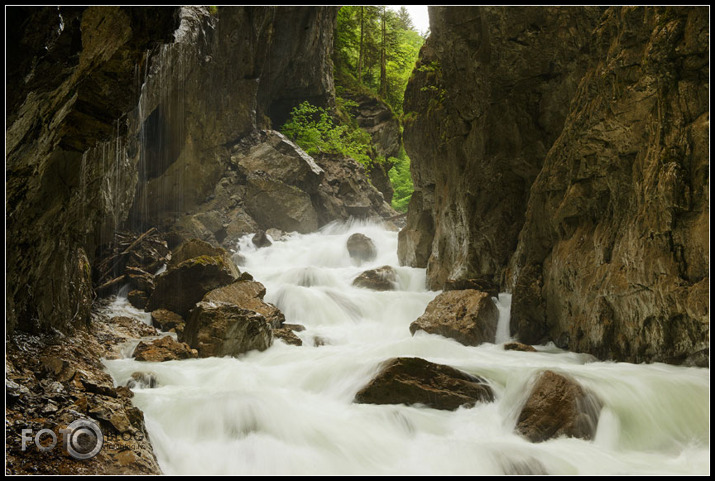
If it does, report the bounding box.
[103,220,710,475]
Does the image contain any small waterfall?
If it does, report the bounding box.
[103,221,710,475]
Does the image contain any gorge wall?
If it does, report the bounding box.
[7,6,389,337]
[399,6,709,364]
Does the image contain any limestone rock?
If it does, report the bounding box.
[168,238,237,274]
[504,342,537,353]
[444,277,500,298]
[399,6,603,289]
[353,266,398,291]
[245,171,319,234]
[354,357,494,410]
[151,308,185,334]
[347,233,377,264]
[132,336,198,362]
[252,230,273,248]
[202,280,285,328]
[515,370,602,443]
[273,326,303,346]
[183,301,274,358]
[146,254,239,318]
[410,290,499,346]
[509,6,710,363]
[127,372,158,389]
[233,129,324,194]
[127,289,149,310]
[313,153,397,225]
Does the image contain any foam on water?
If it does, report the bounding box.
[103,220,710,475]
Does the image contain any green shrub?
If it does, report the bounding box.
[280,101,375,167]
[388,147,413,212]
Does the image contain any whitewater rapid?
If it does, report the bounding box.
[103,220,710,475]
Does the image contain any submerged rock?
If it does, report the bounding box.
[183,301,274,357]
[347,233,377,264]
[352,265,398,291]
[504,342,538,352]
[127,372,158,389]
[410,290,499,346]
[251,230,273,248]
[354,357,494,410]
[515,370,602,443]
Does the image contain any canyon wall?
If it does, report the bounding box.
[399,6,709,363]
[6,6,346,335]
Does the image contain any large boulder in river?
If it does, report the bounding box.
[146,253,239,318]
[515,370,602,443]
[409,290,499,346]
[245,172,319,234]
[347,233,377,264]
[202,280,285,328]
[354,357,494,410]
[352,265,398,291]
[183,301,274,358]
[233,130,325,194]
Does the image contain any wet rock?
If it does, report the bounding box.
[202,280,285,328]
[509,7,710,364]
[151,309,185,334]
[126,266,155,293]
[233,130,325,194]
[168,239,237,273]
[252,230,273,248]
[132,336,198,362]
[273,327,303,346]
[146,253,239,318]
[127,289,149,310]
[183,301,274,358]
[410,290,499,346]
[347,233,377,264]
[504,342,538,352]
[312,153,398,225]
[352,265,398,291]
[444,277,500,298]
[245,171,319,234]
[354,357,494,410]
[516,370,602,443]
[127,372,158,389]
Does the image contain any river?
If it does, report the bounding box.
[103,220,710,475]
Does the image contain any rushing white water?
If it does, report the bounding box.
[103,220,710,475]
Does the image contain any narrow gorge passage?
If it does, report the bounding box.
[103,221,709,475]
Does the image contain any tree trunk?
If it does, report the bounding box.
[358,6,364,85]
[380,6,387,97]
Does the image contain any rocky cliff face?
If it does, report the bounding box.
[509,7,709,364]
[399,6,604,289]
[6,6,393,336]
[6,6,180,334]
[399,6,709,363]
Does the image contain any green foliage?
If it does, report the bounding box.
[280,101,375,168]
[388,147,413,212]
[334,6,424,115]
